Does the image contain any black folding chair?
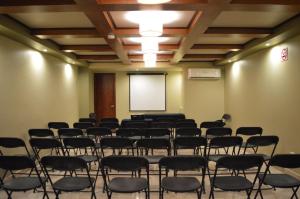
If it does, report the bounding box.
[206,127,232,139]
[255,154,300,199]
[145,128,171,140]
[200,121,225,132]
[28,129,55,138]
[173,136,207,156]
[41,156,96,199]
[175,121,197,129]
[123,121,148,129]
[159,156,206,199]
[0,156,48,199]
[116,128,142,140]
[175,127,201,137]
[136,138,171,164]
[236,127,263,148]
[101,118,119,123]
[0,137,32,157]
[101,156,150,199]
[151,121,173,129]
[48,122,69,130]
[73,122,94,130]
[57,128,83,139]
[79,118,97,126]
[100,137,135,156]
[86,127,112,151]
[99,122,120,130]
[209,155,264,199]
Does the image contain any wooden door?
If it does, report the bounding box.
[94,73,116,120]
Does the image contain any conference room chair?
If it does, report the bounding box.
[173,136,207,156]
[0,137,32,157]
[116,128,142,141]
[175,127,201,137]
[86,127,112,151]
[101,156,150,199]
[243,135,279,163]
[73,122,94,130]
[99,121,120,130]
[57,128,84,139]
[209,155,264,199]
[207,136,243,174]
[79,118,97,125]
[255,154,300,199]
[199,121,225,131]
[236,127,263,148]
[41,156,96,199]
[28,129,55,138]
[0,156,48,199]
[206,127,232,139]
[101,117,119,123]
[136,138,171,165]
[159,156,206,199]
[100,137,135,156]
[48,122,69,130]
[144,128,171,140]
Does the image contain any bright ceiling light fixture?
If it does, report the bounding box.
[126,11,180,24]
[139,21,163,37]
[144,53,157,68]
[141,37,159,53]
[138,0,172,4]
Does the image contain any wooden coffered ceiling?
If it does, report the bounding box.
[0,0,299,65]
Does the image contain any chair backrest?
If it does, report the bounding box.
[41,156,87,171]
[151,121,173,129]
[63,137,95,149]
[48,122,69,129]
[116,128,141,138]
[200,121,225,129]
[99,122,120,129]
[269,154,300,168]
[173,136,207,154]
[159,156,206,171]
[136,138,171,155]
[73,122,94,129]
[206,127,232,137]
[79,118,97,124]
[0,137,27,148]
[176,127,201,137]
[101,118,119,123]
[124,121,147,129]
[245,135,279,147]
[209,136,243,148]
[175,121,197,128]
[236,127,263,136]
[217,155,264,170]
[86,127,112,137]
[58,128,83,138]
[100,137,133,149]
[0,156,36,171]
[30,138,63,150]
[145,128,171,138]
[28,129,54,138]
[101,155,148,171]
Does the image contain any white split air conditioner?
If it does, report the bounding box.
[188,68,221,79]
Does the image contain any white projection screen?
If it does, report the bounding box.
[129,74,166,111]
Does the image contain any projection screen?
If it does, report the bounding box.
[129,74,166,111]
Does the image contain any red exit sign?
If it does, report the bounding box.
[281,47,288,62]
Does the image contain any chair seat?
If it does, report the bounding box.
[161,177,201,192]
[211,176,253,191]
[258,174,300,188]
[245,154,270,161]
[108,177,148,193]
[77,155,98,163]
[144,155,164,164]
[208,155,229,162]
[2,177,47,191]
[241,142,255,148]
[53,177,95,191]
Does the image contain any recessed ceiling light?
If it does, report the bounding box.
[64,50,73,53]
[126,11,180,25]
[141,37,159,54]
[265,43,270,46]
[232,49,239,52]
[138,0,172,4]
[128,37,169,43]
[43,49,48,52]
[228,59,232,63]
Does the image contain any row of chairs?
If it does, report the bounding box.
[1,153,300,199]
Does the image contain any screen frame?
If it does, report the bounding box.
[128,73,167,112]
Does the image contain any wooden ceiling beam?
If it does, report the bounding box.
[183,54,225,59]
[192,44,243,50]
[114,28,188,37]
[171,0,232,63]
[74,0,130,64]
[129,54,173,60]
[32,28,101,38]
[205,27,273,35]
[77,55,119,60]
[61,45,112,51]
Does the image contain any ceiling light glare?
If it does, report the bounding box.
[138,0,172,4]
[126,11,180,25]
[139,21,163,37]
[143,53,157,68]
[141,37,159,53]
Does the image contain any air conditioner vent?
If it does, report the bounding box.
[188,68,221,79]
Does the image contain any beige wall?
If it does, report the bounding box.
[224,34,300,154]
[0,35,79,144]
[87,62,225,125]
[78,68,94,118]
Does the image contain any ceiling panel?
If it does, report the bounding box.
[196,35,254,44]
[187,49,231,54]
[109,11,196,28]
[10,12,94,28]
[52,38,107,45]
[128,51,174,55]
[122,37,181,45]
[211,11,298,28]
[75,51,116,55]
